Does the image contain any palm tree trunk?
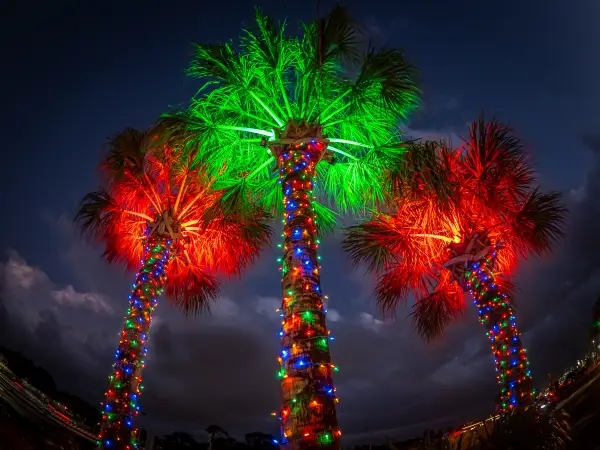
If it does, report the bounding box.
[465,255,533,413]
[99,234,172,449]
[277,143,341,450]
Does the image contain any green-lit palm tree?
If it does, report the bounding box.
[160,6,420,449]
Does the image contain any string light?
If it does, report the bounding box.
[98,234,172,449]
[275,140,341,448]
[464,246,534,413]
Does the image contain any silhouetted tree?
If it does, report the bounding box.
[163,431,200,449]
[245,431,277,449]
[207,425,229,450]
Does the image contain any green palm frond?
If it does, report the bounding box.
[309,4,361,66]
[313,201,339,236]
[351,48,421,117]
[204,180,251,223]
[187,42,248,91]
[162,6,420,218]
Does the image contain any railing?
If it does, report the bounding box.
[0,366,97,442]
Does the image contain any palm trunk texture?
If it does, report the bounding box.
[466,254,533,413]
[99,234,171,449]
[277,142,341,450]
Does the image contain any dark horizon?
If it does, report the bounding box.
[1,0,599,443]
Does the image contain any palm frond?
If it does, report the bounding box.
[236,208,274,262]
[390,140,457,206]
[311,4,361,66]
[313,201,339,236]
[103,127,149,181]
[204,180,251,223]
[495,276,517,303]
[187,42,248,90]
[342,217,400,272]
[165,264,220,316]
[461,116,534,205]
[156,112,212,147]
[245,8,291,72]
[375,265,428,316]
[411,284,464,342]
[74,188,118,242]
[510,189,567,256]
[351,47,420,117]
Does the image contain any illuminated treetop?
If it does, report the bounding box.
[76,127,272,313]
[161,6,420,221]
[344,118,567,339]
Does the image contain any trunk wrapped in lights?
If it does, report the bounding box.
[99,234,172,449]
[446,235,533,413]
[275,135,341,450]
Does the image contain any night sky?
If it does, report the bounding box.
[1,0,600,443]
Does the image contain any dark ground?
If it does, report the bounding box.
[557,362,600,449]
[0,400,95,450]
[3,350,600,450]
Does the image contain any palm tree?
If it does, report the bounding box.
[343,118,567,413]
[75,127,271,450]
[159,6,420,449]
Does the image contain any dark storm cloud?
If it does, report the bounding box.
[1,0,599,443]
[0,217,502,441]
[6,155,600,442]
[512,138,600,353]
[3,142,600,442]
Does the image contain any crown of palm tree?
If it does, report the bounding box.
[343,117,567,339]
[75,127,272,314]
[159,6,420,226]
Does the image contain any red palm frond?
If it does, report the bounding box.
[459,116,534,212]
[343,116,567,337]
[76,126,272,315]
[506,189,568,257]
[375,264,433,316]
[165,261,220,315]
[411,271,465,341]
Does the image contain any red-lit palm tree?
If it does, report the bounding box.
[343,118,567,412]
[75,127,271,450]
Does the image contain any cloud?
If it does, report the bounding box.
[359,312,384,332]
[327,308,342,322]
[0,231,501,442]
[210,296,240,318]
[51,285,113,314]
[3,144,600,447]
[4,253,48,290]
[254,296,280,319]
